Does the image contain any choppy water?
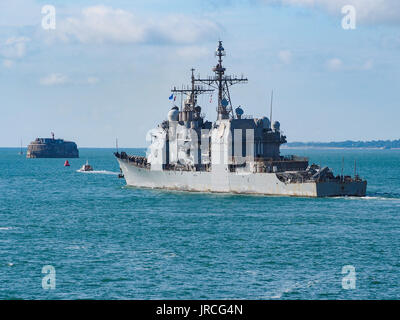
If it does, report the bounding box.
[0,147,399,299]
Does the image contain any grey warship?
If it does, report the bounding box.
[115,41,367,197]
[27,133,79,158]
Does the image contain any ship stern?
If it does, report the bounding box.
[316,180,367,197]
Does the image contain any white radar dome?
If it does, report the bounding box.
[273,121,280,131]
[168,108,179,121]
[262,117,271,129]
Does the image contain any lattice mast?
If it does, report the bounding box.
[195,41,248,120]
[171,68,213,111]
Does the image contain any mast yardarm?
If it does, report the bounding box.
[195,41,248,120]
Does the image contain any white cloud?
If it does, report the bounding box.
[361,59,373,70]
[53,5,220,45]
[40,73,69,86]
[87,77,99,84]
[39,74,102,86]
[176,46,209,59]
[326,58,343,71]
[325,58,374,71]
[0,37,30,59]
[278,50,292,64]
[267,0,400,24]
[2,59,14,68]
[0,0,40,27]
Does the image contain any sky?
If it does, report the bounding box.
[1,0,399,147]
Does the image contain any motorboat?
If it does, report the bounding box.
[79,160,93,172]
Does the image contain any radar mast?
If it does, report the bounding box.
[171,68,214,111]
[195,41,248,120]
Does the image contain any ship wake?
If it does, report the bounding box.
[338,192,400,201]
[76,170,119,175]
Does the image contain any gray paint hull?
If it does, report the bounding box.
[118,159,367,197]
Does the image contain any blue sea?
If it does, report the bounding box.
[0,147,399,299]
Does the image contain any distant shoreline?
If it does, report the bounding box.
[2,146,399,150]
[282,146,399,150]
[1,147,147,149]
[284,139,400,149]
[6,139,400,149]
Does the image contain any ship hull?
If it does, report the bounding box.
[117,159,367,197]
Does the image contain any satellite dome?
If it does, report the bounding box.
[168,108,179,121]
[235,106,244,116]
[262,117,271,129]
[273,121,280,131]
[216,42,225,55]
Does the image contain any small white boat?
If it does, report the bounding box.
[79,160,93,172]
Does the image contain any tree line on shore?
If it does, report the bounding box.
[286,139,400,148]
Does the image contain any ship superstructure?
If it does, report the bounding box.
[115,41,366,197]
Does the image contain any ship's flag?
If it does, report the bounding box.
[169,93,174,100]
[174,95,176,101]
